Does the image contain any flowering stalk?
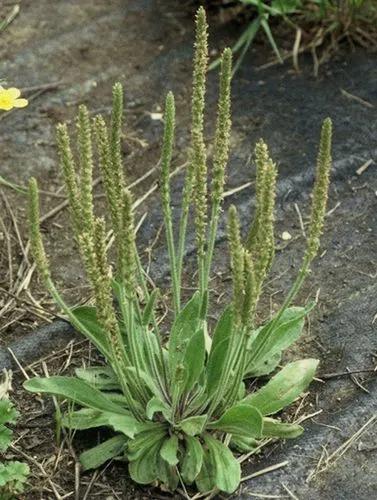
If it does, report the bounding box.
[28,179,110,360]
[160,91,180,313]
[248,118,332,367]
[76,105,94,236]
[177,6,208,301]
[56,124,83,241]
[110,82,126,202]
[203,47,232,300]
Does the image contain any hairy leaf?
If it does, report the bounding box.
[195,447,215,493]
[129,439,164,484]
[207,404,263,438]
[62,408,111,430]
[157,454,179,491]
[181,435,204,484]
[206,308,232,397]
[70,305,110,359]
[179,414,207,436]
[127,427,167,461]
[24,376,129,415]
[146,397,171,421]
[80,435,127,471]
[230,435,259,453]
[183,327,206,392]
[168,292,201,379]
[245,305,314,377]
[243,359,319,415]
[203,434,241,493]
[262,418,303,438]
[209,307,233,356]
[160,435,179,466]
[142,288,159,326]
[75,366,120,391]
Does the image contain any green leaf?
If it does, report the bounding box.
[62,408,111,430]
[243,359,319,415]
[206,308,233,397]
[0,425,12,452]
[262,418,303,438]
[106,413,143,439]
[203,434,241,494]
[156,454,179,491]
[195,447,215,493]
[168,292,201,378]
[179,414,207,436]
[60,407,142,438]
[142,288,159,326]
[183,327,206,392]
[210,307,233,355]
[129,439,163,484]
[80,435,127,471]
[230,435,259,453]
[75,366,120,390]
[127,427,167,461]
[0,461,29,493]
[24,376,129,415]
[247,352,281,378]
[206,339,231,398]
[207,404,263,438]
[181,435,203,484]
[160,435,179,466]
[146,397,171,421]
[260,17,283,63]
[125,367,162,399]
[0,400,18,425]
[70,305,110,358]
[245,305,314,377]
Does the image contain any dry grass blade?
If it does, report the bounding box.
[0,4,20,33]
[309,414,377,479]
[241,461,289,483]
[340,88,374,109]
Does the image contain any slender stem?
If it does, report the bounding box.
[134,249,169,390]
[160,92,180,313]
[176,169,194,301]
[165,213,180,313]
[46,278,144,420]
[247,257,310,368]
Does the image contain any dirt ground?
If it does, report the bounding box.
[0,1,377,499]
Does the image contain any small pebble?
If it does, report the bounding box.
[281,231,292,241]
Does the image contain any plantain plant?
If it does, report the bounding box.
[24,7,332,495]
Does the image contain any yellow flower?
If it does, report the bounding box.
[0,87,28,111]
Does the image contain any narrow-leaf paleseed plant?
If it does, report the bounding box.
[24,8,332,495]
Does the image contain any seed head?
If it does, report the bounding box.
[76,104,94,234]
[160,91,175,213]
[211,47,232,208]
[56,123,82,236]
[247,140,277,289]
[93,115,121,234]
[305,118,332,262]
